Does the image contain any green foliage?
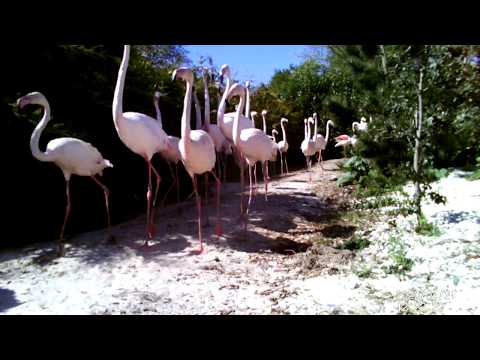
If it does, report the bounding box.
[340,235,371,251]
[415,213,442,237]
[385,235,414,275]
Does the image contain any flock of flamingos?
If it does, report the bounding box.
[16,45,369,257]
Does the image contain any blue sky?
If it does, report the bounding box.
[184,45,311,85]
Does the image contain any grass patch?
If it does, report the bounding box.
[384,235,414,275]
[466,168,480,181]
[355,266,373,278]
[415,214,442,237]
[340,235,371,251]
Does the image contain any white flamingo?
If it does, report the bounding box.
[268,128,279,178]
[217,64,253,143]
[301,117,317,182]
[112,45,170,246]
[226,83,273,223]
[277,118,289,175]
[250,111,257,127]
[173,67,222,254]
[153,92,182,206]
[201,68,230,181]
[352,117,369,133]
[313,113,334,168]
[261,110,269,134]
[17,92,114,256]
[245,81,251,118]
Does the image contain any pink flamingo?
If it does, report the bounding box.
[112,45,170,247]
[173,67,222,254]
[17,92,114,256]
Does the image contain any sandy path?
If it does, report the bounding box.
[0,160,347,315]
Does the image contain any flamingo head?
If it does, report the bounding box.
[219,64,231,83]
[281,118,288,124]
[327,119,335,127]
[262,110,268,116]
[308,117,314,124]
[17,92,47,109]
[272,129,279,136]
[361,116,367,123]
[245,80,251,89]
[250,111,258,118]
[313,112,318,119]
[154,91,162,99]
[304,118,307,124]
[226,82,245,100]
[172,67,193,84]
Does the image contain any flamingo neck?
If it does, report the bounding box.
[30,101,52,162]
[272,131,277,143]
[325,121,331,143]
[232,91,245,147]
[262,114,267,134]
[251,114,256,127]
[182,80,193,144]
[203,75,211,129]
[217,77,231,126]
[154,97,162,127]
[352,122,359,133]
[193,89,202,130]
[313,115,318,138]
[113,45,129,130]
[245,86,250,118]
[304,122,307,140]
[281,121,287,142]
[307,121,312,141]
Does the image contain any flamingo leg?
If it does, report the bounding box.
[175,163,180,204]
[91,176,115,244]
[143,159,153,247]
[247,164,254,215]
[149,161,162,237]
[253,162,258,195]
[285,154,289,174]
[192,175,203,254]
[263,161,269,201]
[160,161,176,208]
[280,152,284,176]
[210,170,223,239]
[57,179,71,256]
[222,152,227,183]
[204,173,210,226]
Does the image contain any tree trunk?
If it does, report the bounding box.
[413,69,423,223]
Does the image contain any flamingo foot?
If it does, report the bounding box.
[147,223,156,239]
[57,242,66,257]
[191,245,204,255]
[138,240,150,249]
[215,223,223,238]
[106,234,117,245]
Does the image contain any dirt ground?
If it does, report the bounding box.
[0,159,366,314]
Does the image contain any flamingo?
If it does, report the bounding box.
[172,67,222,254]
[313,113,334,168]
[226,83,273,223]
[201,68,230,182]
[301,117,317,182]
[112,45,170,247]
[269,128,279,177]
[153,92,182,206]
[250,111,257,127]
[335,134,358,155]
[217,64,253,143]
[17,92,114,257]
[245,81,251,118]
[261,110,269,134]
[352,117,368,133]
[277,118,289,175]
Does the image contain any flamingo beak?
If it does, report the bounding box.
[171,70,177,81]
